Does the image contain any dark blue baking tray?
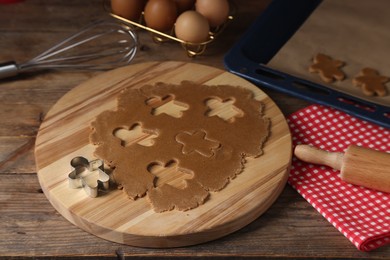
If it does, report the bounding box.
[224,0,390,129]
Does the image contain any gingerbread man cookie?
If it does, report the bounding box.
[352,68,388,97]
[309,53,345,83]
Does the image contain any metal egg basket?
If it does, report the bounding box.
[104,1,234,57]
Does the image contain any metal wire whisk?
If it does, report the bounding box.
[0,20,138,79]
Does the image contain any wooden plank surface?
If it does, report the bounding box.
[1,0,390,258]
[35,61,291,247]
[2,174,390,258]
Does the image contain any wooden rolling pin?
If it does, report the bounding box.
[294,144,390,193]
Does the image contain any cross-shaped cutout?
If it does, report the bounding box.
[205,97,244,123]
[175,130,220,158]
[113,123,158,147]
[146,94,189,118]
[147,159,194,189]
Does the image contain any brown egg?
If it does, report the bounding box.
[195,0,229,28]
[111,0,146,21]
[173,0,195,14]
[175,10,209,43]
[144,0,178,32]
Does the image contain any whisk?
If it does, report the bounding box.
[0,20,138,79]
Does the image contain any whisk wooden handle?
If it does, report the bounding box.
[294,145,344,170]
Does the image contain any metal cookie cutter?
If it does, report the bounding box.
[68,156,110,198]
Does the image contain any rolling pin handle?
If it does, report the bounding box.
[294,144,344,170]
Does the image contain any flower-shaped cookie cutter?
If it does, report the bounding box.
[68,156,110,197]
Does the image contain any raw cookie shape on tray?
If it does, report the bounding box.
[352,67,389,97]
[309,53,345,83]
[89,81,270,212]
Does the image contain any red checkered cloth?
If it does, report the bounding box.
[287,104,390,251]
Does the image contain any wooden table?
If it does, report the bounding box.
[0,0,388,259]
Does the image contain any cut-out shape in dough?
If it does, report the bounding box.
[176,130,220,157]
[90,81,270,212]
[146,94,189,118]
[113,123,158,147]
[205,97,244,123]
[147,160,194,189]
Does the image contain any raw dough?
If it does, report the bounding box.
[90,81,270,212]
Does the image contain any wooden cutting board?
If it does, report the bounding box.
[35,61,292,248]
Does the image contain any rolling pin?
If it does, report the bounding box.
[294,144,390,193]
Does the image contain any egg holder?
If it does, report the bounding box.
[104,1,234,57]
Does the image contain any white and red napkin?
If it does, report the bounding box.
[287,104,390,251]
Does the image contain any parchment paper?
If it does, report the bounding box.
[268,0,390,107]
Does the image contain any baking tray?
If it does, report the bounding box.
[224,0,390,129]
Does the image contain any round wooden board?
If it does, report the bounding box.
[35,61,292,248]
